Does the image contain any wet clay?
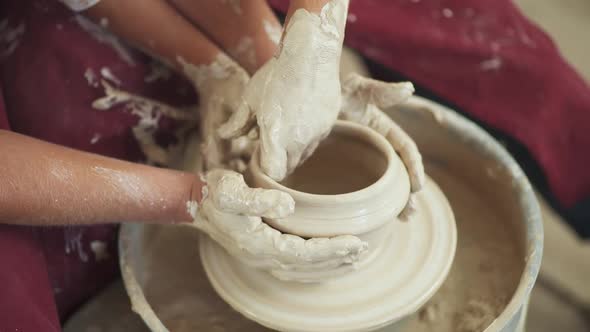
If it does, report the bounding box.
[280,131,387,195]
[401,163,523,332]
[110,158,522,332]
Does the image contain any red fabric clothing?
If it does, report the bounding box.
[0,83,61,332]
[0,226,61,332]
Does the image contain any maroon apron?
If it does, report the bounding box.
[1,0,589,330]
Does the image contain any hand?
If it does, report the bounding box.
[340,73,425,218]
[218,1,349,181]
[0,130,201,226]
[82,0,283,171]
[185,169,368,282]
[179,54,255,171]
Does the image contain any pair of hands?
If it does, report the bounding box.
[184,3,425,281]
[89,1,423,280]
[184,2,374,280]
[190,58,423,282]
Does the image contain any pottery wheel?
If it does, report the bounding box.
[200,176,457,332]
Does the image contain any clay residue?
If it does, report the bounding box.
[0,19,25,59]
[92,166,146,203]
[65,228,89,263]
[100,67,121,86]
[90,240,110,261]
[84,68,99,87]
[402,165,524,332]
[178,53,236,89]
[231,36,256,68]
[90,133,101,144]
[262,20,282,45]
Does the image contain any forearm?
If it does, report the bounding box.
[167,0,281,74]
[85,0,221,69]
[0,130,201,226]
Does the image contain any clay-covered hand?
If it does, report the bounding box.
[218,1,348,181]
[180,54,257,172]
[340,73,425,218]
[186,169,368,282]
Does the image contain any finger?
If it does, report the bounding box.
[300,235,368,263]
[229,135,257,158]
[399,194,417,221]
[342,73,414,109]
[92,81,130,110]
[267,234,367,265]
[247,222,367,265]
[93,81,197,123]
[217,102,256,139]
[207,170,294,218]
[259,125,288,181]
[243,188,295,219]
[167,0,281,74]
[371,81,414,110]
[340,102,424,193]
[385,121,425,193]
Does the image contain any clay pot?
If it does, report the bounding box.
[248,120,410,265]
[197,119,457,331]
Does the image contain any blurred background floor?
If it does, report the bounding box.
[515,0,590,330]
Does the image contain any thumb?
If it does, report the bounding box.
[342,73,414,109]
[206,170,294,218]
[217,101,255,139]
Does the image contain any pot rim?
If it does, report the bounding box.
[249,120,401,206]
